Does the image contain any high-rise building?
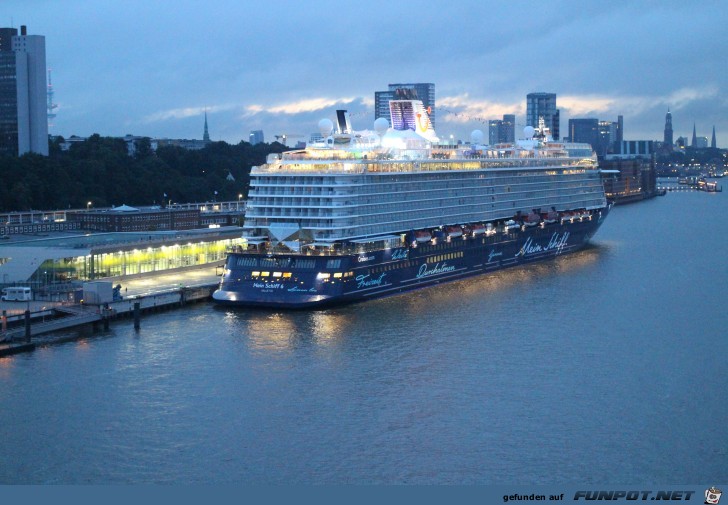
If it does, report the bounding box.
[0,25,48,156]
[249,130,264,145]
[617,115,624,144]
[663,109,673,148]
[597,120,618,156]
[568,118,599,149]
[375,83,435,129]
[526,92,559,140]
[711,126,716,148]
[488,114,516,145]
[691,123,697,148]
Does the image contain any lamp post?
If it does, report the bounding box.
[87,201,92,211]
[238,193,243,211]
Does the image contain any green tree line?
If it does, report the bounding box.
[0,135,288,212]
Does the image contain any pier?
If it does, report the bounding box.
[0,265,221,356]
[657,177,723,193]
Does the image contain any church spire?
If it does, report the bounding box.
[691,122,697,148]
[203,109,210,143]
[711,126,717,149]
[663,108,673,148]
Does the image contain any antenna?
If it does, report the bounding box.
[47,69,58,127]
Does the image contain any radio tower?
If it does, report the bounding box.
[47,69,58,127]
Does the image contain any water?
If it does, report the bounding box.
[0,192,726,484]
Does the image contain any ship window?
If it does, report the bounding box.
[283,272,292,278]
[333,273,342,278]
[261,271,270,277]
[251,271,260,277]
[273,272,282,277]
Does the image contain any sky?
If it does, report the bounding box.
[6,0,728,147]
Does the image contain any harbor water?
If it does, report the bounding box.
[0,191,726,484]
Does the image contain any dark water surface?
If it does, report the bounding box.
[1,192,726,484]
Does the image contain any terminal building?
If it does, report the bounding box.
[0,227,244,288]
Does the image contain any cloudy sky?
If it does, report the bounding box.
[7,0,727,146]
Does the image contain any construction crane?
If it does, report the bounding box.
[274,133,304,146]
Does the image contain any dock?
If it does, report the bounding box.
[0,265,221,356]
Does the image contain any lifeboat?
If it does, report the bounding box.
[471,224,487,236]
[523,210,541,228]
[543,207,559,224]
[504,219,520,232]
[415,230,432,243]
[445,226,463,238]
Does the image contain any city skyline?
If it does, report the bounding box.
[4,0,727,147]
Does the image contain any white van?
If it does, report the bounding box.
[1,287,32,301]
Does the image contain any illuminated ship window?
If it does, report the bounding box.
[273,272,282,277]
[283,272,292,278]
[333,273,342,278]
[261,271,270,277]
[251,271,260,277]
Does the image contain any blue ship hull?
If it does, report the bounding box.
[213,207,609,309]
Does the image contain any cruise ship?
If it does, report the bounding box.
[213,100,611,308]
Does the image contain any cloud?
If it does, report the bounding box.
[558,86,721,119]
[437,94,524,124]
[244,96,360,117]
[142,104,238,123]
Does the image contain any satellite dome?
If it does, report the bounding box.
[523,126,535,139]
[470,129,484,144]
[374,117,389,136]
[319,118,334,138]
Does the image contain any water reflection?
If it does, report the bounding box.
[215,245,606,357]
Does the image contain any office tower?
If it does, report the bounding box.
[711,126,716,148]
[489,114,516,144]
[597,120,618,156]
[501,114,515,143]
[617,115,624,144]
[691,123,697,148]
[249,130,264,145]
[374,83,435,129]
[663,109,673,148]
[0,25,48,156]
[526,92,559,140]
[568,118,599,149]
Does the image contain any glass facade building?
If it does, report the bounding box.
[526,92,559,141]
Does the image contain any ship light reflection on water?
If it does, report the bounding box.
[223,310,349,353]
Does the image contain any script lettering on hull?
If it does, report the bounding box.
[356,273,386,290]
[515,232,570,258]
[416,262,457,279]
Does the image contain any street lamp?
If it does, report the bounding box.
[87,201,92,211]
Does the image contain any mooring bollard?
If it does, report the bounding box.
[133,301,141,330]
[24,309,31,341]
